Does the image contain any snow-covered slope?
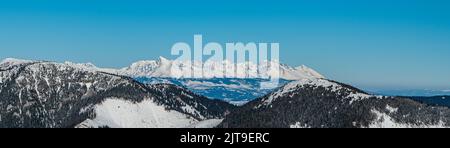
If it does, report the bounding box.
[258,79,375,108]
[0,60,234,128]
[219,78,450,128]
[76,98,198,128]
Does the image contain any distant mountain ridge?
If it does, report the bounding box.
[118,56,325,80]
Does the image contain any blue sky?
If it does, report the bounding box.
[0,0,449,90]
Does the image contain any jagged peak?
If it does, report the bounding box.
[158,56,170,62]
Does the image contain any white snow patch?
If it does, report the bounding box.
[386,105,398,113]
[181,104,205,119]
[290,122,311,128]
[78,82,93,90]
[347,92,372,104]
[368,109,448,128]
[228,100,250,106]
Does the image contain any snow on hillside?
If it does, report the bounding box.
[259,78,378,108]
[117,57,325,80]
[1,58,35,86]
[77,98,198,128]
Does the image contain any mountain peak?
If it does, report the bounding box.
[158,56,171,63]
[112,57,326,80]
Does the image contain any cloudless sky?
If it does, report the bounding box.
[0,0,449,90]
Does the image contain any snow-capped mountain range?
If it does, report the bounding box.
[118,57,324,104]
[67,56,325,80]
